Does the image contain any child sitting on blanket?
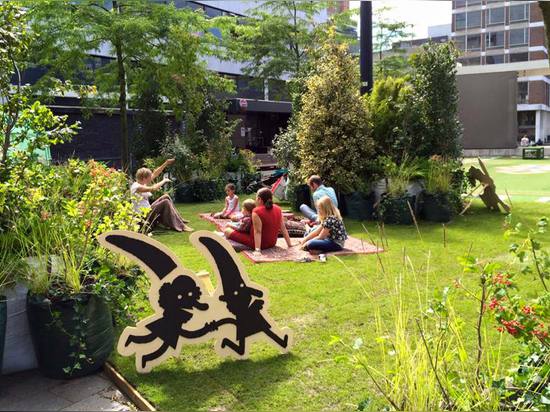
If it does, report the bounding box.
[213,183,239,219]
[225,199,255,235]
[300,196,348,254]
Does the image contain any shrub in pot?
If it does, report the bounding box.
[175,178,224,203]
[419,156,461,223]
[378,157,420,225]
[14,160,142,379]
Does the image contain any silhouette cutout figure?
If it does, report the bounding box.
[99,230,293,373]
[197,237,289,356]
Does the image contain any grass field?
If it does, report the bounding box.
[464,157,550,202]
[111,158,550,411]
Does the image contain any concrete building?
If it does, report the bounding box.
[452,0,550,144]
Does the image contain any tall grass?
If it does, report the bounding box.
[333,225,505,411]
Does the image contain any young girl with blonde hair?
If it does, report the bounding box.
[300,195,348,254]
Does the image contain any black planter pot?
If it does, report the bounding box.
[419,192,455,223]
[27,294,114,379]
[379,194,416,225]
[342,192,375,220]
[0,296,6,373]
[294,184,312,212]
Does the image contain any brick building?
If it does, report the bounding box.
[452,0,550,143]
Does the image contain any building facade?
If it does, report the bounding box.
[452,0,550,143]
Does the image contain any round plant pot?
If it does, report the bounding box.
[27,294,114,379]
[342,192,375,220]
[0,296,6,373]
[379,194,416,225]
[419,192,454,223]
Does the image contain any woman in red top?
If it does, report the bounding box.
[227,188,293,254]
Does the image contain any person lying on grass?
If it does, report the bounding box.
[224,199,255,236]
[212,183,239,219]
[300,196,348,254]
[131,159,193,232]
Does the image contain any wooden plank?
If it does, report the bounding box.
[104,362,156,411]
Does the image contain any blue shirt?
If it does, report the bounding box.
[313,185,338,209]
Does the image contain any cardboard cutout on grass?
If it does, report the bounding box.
[98,230,293,373]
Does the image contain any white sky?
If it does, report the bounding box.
[350,1,453,39]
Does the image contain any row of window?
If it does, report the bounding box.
[454,28,529,50]
[454,0,528,9]
[455,4,529,30]
[459,51,529,65]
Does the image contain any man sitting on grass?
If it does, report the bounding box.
[299,175,338,223]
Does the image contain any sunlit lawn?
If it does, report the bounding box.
[111,158,550,411]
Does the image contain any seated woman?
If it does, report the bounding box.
[300,196,347,254]
[131,159,192,232]
[224,188,294,254]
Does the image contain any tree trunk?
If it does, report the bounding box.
[540,2,550,65]
[115,40,129,173]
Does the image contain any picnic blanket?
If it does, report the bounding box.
[200,213,383,264]
[199,212,296,231]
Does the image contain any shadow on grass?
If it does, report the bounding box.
[135,352,298,410]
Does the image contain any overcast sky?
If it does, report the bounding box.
[350,1,453,39]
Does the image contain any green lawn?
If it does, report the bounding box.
[111,158,550,411]
[464,157,550,202]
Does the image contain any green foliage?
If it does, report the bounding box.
[297,31,374,193]
[409,42,462,159]
[233,0,354,83]
[382,156,421,198]
[12,159,142,297]
[373,6,413,78]
[424,156,458,195]
[24,0,237,170]
[366,76,412,162]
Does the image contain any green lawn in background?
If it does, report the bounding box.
[463,157,550,202]
[111,158,550,411]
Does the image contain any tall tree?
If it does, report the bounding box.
[233,0,356,84]
[296,29,374,193]
[373,6,413,78]
[24,0,234,172]
[539,1,550,65]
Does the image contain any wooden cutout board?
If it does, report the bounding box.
[98,230,293,373]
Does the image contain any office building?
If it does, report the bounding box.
[452,0,550,142]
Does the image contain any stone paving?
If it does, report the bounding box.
[0,370,135,411]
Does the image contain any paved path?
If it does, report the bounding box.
[0,370,134,411]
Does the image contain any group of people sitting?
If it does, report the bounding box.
[130,159,347,256]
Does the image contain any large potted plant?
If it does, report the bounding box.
[378,157,420,225]
[419,156,461,223]
[15,160,141,379]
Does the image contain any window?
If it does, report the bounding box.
[518,111,536,127]
[486,55,505,64]
[486,31,505,48]
[454,0,466,7]
[459,57,481,66]
[510,52,529,62]
[455,13,466,30]
[453,35,466,51]
[518,82,529,104]
[510,4,528,22]
[204,6,222,17]
[467,34,481,51]
[467,0,481,5]
[488,7,505,25]
[510,28,528,47]
[467,10,482,28]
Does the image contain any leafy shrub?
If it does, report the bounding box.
[366,76,413,164]
[296,30,375,193]
[408,42,462,160]
[175,179,224,203]
[12,159,142,298]
[382,156,421,198]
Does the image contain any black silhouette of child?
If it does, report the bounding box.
[198,236,289,356]
[125,275,218,369]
